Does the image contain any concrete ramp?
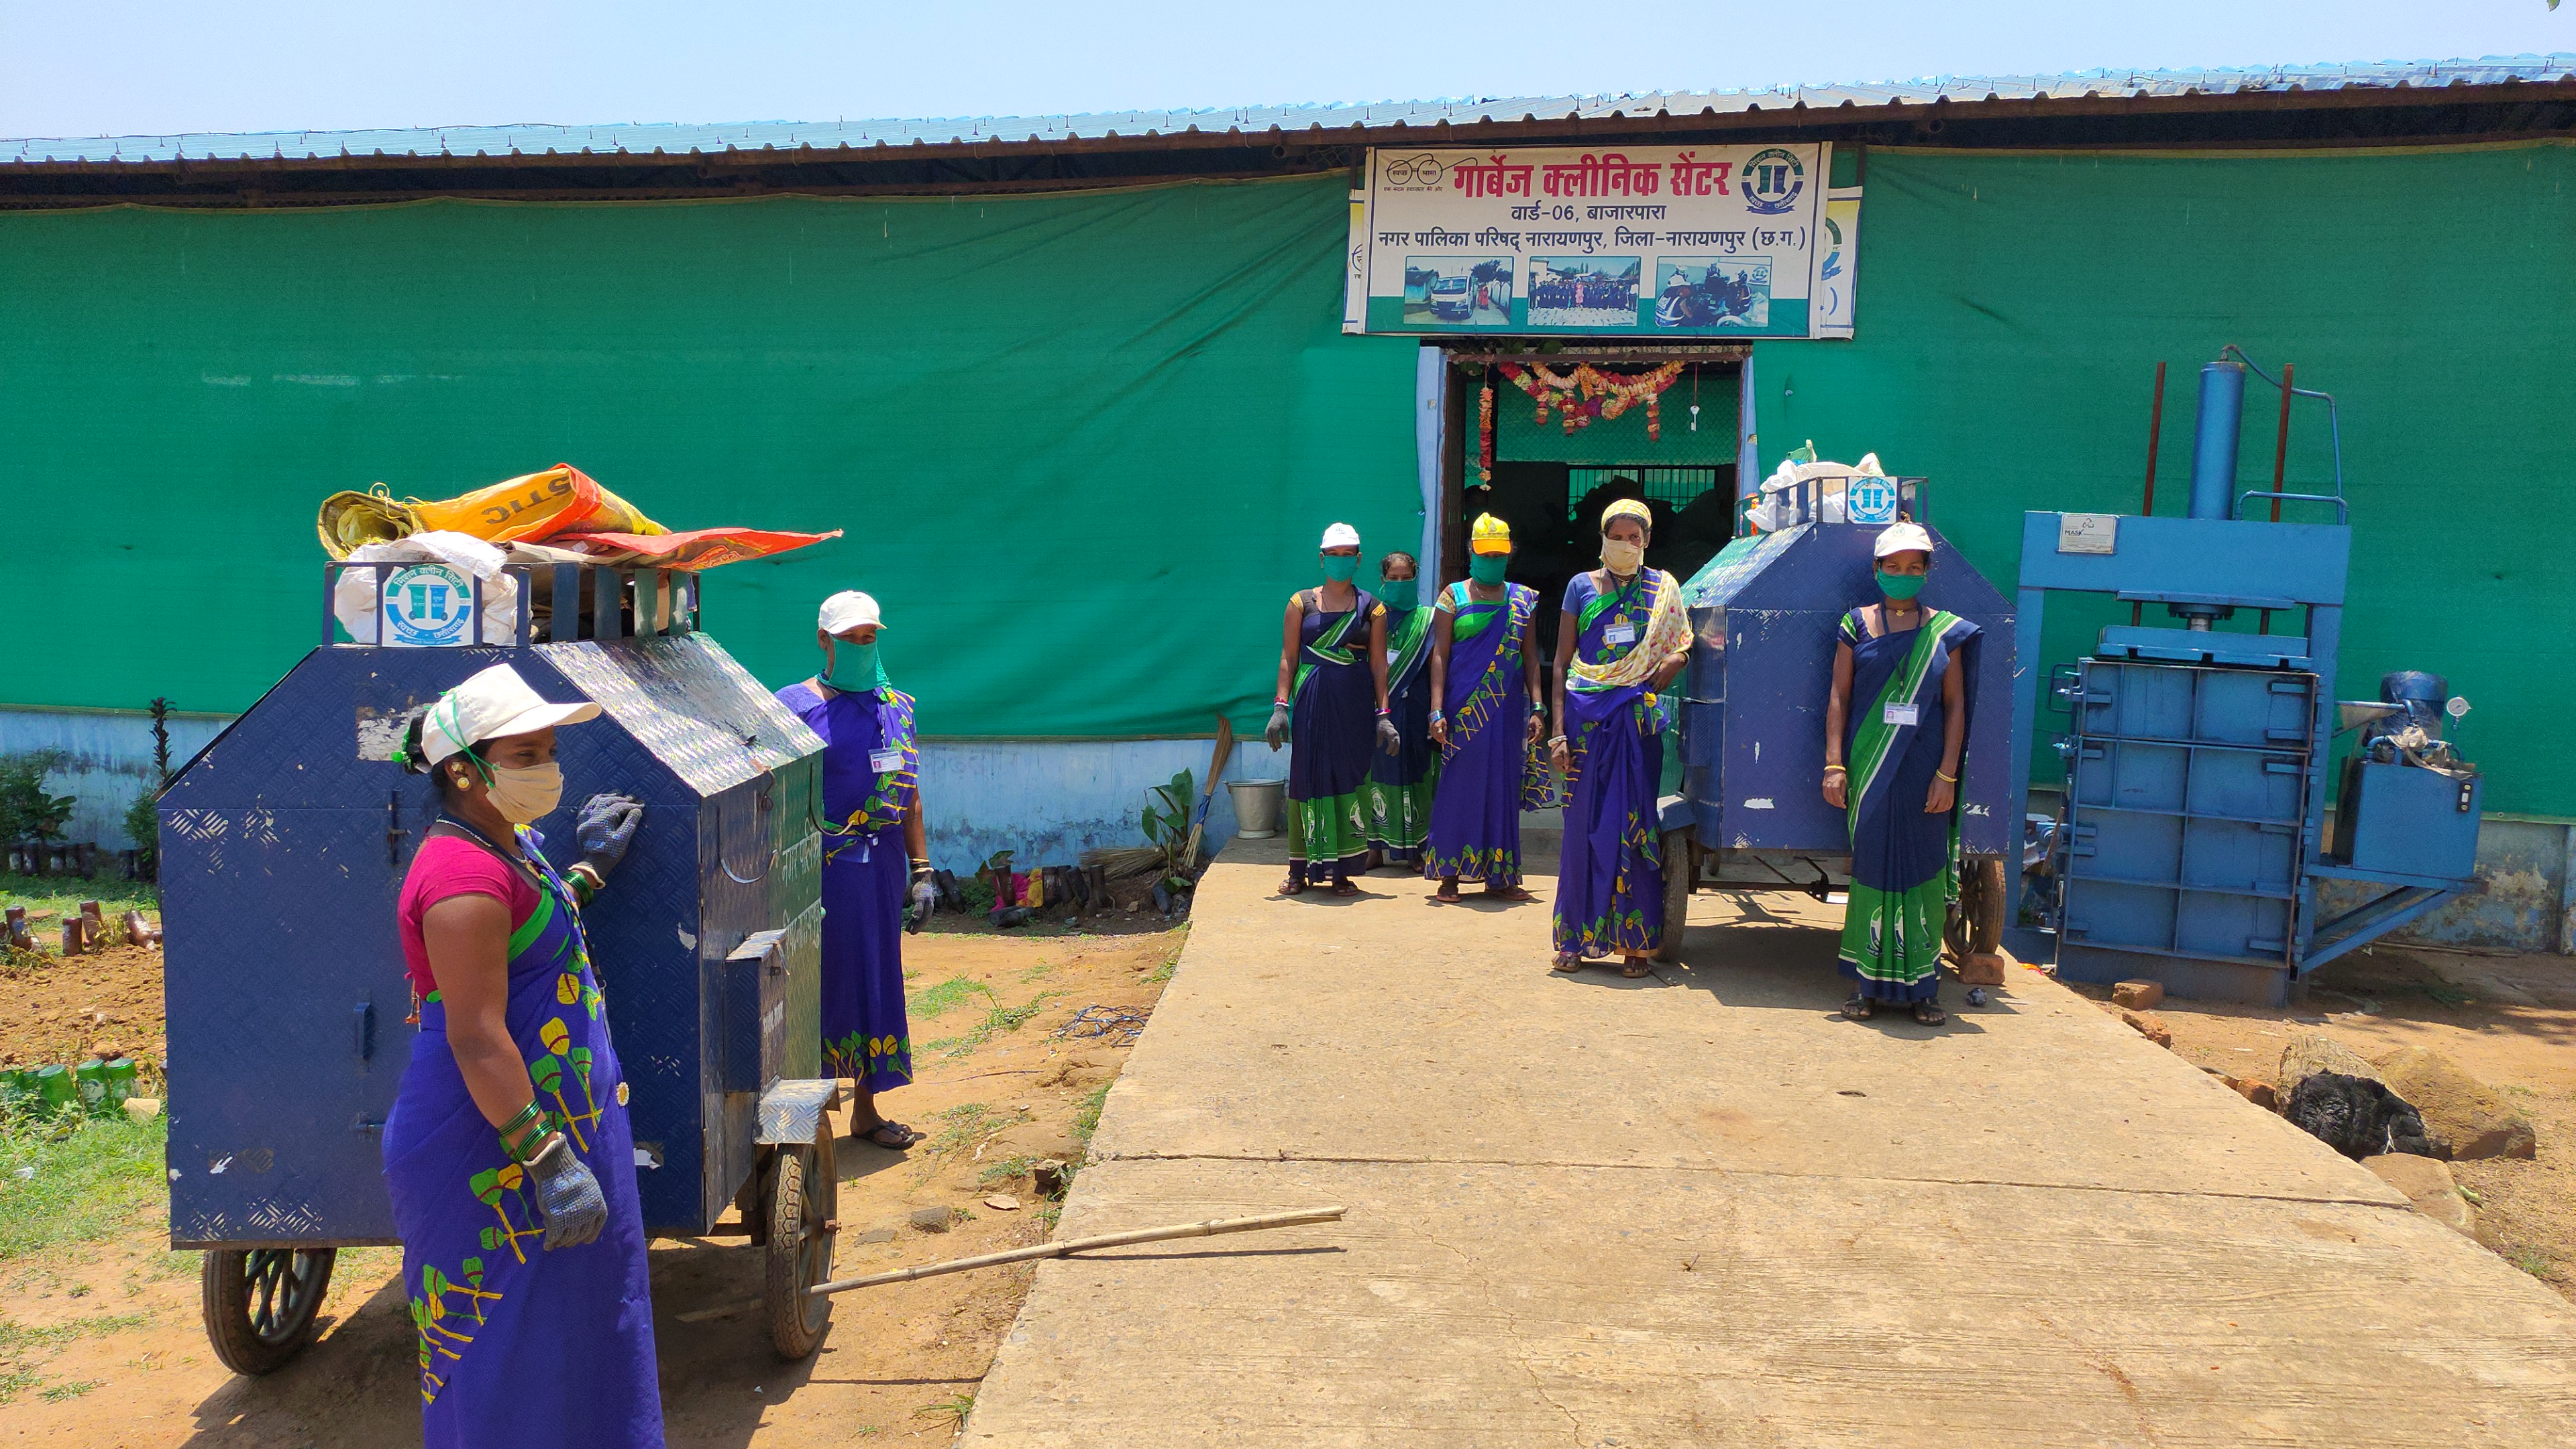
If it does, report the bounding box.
[964,841,2576,1447]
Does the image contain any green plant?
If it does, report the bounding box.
[121,795,159,873]
[1070,1081,1112,1154]
[1140,769,1197,879]
[0,753,75,847]
[918,1391,975,1426]
[38,1379,99,1403]
[928,994,1057,1061]
[906,975,992,1020]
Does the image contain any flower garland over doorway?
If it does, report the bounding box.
[1479,362,1688,481]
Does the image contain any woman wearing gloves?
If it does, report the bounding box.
[1424,514,1549,902]
[778,590,930,1149]
[1822,522,1978,1026]
[384,662,662,1448]
[1268,522,1395,896]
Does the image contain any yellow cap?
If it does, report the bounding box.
[1468,513,1513,555]
[1601,497,1653,531]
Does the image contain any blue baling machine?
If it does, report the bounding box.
[161,560,843,1373]
[2008,352,2482,1004]
[1659,475,2019,961]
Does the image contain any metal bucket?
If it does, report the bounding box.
[1227,779,1286,839]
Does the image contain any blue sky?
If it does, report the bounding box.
[3,1,2569,138]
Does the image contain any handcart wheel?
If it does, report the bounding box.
[764,1120,838,1360]
[1654,828,1696,964]
[201,1246,337,1376]
[1946,857,2007,963]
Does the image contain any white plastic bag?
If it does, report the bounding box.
[333,531,523,645]
[1747,451,1888,533]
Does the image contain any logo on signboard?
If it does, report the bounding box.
[1845,477,1898,525]
[1742,148,1806,215]
[1379,154,1450,191]
[382,563,473,647]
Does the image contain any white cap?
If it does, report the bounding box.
[1321,522,1360,550]
[419,663,599,768]
[1872,521,1934,560]
[818,590,885,635]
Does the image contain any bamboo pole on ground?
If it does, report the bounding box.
[807,1205,1346,1298]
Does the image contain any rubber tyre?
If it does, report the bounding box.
[201,1246,337,1377]
[1946,857,2007,962]
[765,1122,838,1360]
[1654,828,1695,964]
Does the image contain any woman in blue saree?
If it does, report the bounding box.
[1268,523,1397,896]
[385,663,660,1448]
[778,589,931,1149]
[1366,550,1440,870]
[1424,514,1549,902]
[1823,522,1977,1026]
[1548,499,1694,976]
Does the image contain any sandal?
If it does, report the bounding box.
[1621,959,1653,979]
[1841,994,1876,1021]
[1911,1001,1947,1027]
[855,1120,923,1150]
[1552,955,1585,973]
[1279,877,1308,896]
[1330,879,1361,897]
[1433,881,1463,904]
[1484,884,1536,902]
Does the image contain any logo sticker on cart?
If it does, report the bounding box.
[382,564,474,647]
[1845,476,1898,525]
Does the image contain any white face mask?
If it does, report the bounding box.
[486,762,564,824]
[1601,537,1646,576]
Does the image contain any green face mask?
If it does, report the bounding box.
[1378,577,1419,610]
[1876,570,1926,601]
[1468,553,1509,586]
[828,640,887,692]
[1320,554,1359,584]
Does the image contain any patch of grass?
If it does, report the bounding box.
[1069,1081,1112,1154]
[1144,928,1189,984]
[0,1110,169,1262]
[905,975,993,1020]
[0,1369,41,1405]
[928,994,1058,1061]
[1018,960,1055,983]
[918,1391,975,1426]
[977,1155,1037,1189]
[0,874,158,924]
[38,1379,99,1403]
[0,1313,147,1358]
[2505,1244,2557,1279]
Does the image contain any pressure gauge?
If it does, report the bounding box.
[2445,696,2471,720]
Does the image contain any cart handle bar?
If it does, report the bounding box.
[806,1204,1347,1297]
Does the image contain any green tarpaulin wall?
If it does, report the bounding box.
[1753,142,2576,816]
[0,173,1419,739]
[6,144,2573,816]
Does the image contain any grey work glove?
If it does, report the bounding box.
[1265,704,1292,751]
[1376,716,1403,755]
[575,792,645,879]
[906,867,937,934]
[526,1132,608,1250]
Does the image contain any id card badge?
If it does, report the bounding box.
[869,747,904,774]
[1883,702,1920,728]
[1604,622,1638,647]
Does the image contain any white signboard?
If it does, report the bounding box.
[1344,143,1843,339]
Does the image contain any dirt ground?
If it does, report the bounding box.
[0,916,1183,1446]
[2072,944,2576,1302]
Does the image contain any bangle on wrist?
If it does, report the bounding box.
[1548,735,1568,747]
[1823,765,1847,775]
[1936,769,1958,783]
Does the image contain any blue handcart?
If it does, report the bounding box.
[1661,476,2020,961]
[161,559,843,1372]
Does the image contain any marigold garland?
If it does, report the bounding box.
[1496,362,1688,441]
[1477,378,1497,483]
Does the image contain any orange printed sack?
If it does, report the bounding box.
[409,464,667,545]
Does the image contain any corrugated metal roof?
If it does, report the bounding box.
[10,54,2574,165]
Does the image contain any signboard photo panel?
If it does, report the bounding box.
[1345,144,1840,339]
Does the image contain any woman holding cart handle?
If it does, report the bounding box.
[779,590,932,1150]
[385,662,663,1447]
[1822,522,1976,1027]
